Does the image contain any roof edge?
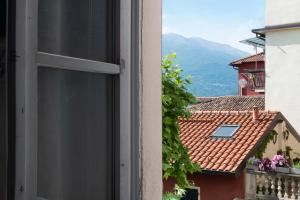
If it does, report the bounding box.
[277,113,300,142]
[191,110,278,115]
[196,95,265,99]
[233,112,281,174]
[252,22,300,35]
[234,112,300,174]
[229,53,264,66]
[196,169,236,176]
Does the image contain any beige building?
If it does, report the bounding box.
[254,0,300,134]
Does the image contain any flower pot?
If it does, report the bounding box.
[291,168,300,175]
[275,167,290,173]
[246,164,259,171]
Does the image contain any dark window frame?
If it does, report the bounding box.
[1,0,16,199]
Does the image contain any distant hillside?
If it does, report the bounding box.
[162,33,249,96]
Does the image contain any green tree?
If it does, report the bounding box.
[162,53,201,198]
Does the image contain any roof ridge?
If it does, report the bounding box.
[192,110,279,114]
[196,95,265,99]
[230,52,264,66]
[235,52,264,60]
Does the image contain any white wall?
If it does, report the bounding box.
[265,0,300,134]
[141,0,162,199]
[265,28,300,133]
[266,0,300,26]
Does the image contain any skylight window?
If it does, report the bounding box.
[211,124,240,138]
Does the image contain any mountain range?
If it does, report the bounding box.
[162,33,249,97]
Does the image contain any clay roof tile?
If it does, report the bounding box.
[179,111,280,173]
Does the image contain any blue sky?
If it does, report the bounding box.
[163,0,265,53]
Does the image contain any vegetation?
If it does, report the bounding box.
[256,130,278,159]
[163,186,186,200]
[162,53,201,199]
[293,162,300,169]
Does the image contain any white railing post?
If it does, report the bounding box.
[270,176,276,197]
[278,176,283,199]
[297,180,300,199]
[284,178,289,199]
[246,170,300,200]
[258,174,264,195]
[245,172,257,200]
[264,174,270,196]
[291,178,296,200]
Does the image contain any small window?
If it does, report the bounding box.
[181,187,200,200]
[211,124,240,138]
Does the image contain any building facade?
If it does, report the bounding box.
[230,53,265,96]
[163,110,300,200]
[256,0,300,134]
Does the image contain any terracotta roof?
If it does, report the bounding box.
[179,110,279,174]
[230,53,264,66]
[189,96,265,111]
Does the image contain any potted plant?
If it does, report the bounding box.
[291,162,300,174]
[246,157,260,171]
[259,157,273,172]
[271,155,290,173]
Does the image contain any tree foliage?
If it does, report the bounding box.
[163,186,186,200]
[162,53,201,191]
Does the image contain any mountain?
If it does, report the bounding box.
[162,33,249,97]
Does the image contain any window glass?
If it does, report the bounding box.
[211,125,239,138]
[181,188,199,200]
[0,1,6,198]
[37,67,114,200]
[38,0,119,63]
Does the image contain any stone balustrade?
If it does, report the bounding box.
[246,170,300,200]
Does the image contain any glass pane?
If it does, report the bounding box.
[212,125,239,138]
[0,2,6,198]
[0,80,5,199]
[181,188,198,200]
[38,0,119,63]
[38,67,114,200]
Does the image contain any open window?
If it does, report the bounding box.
[14,0,136,199]
[36,1,119,198]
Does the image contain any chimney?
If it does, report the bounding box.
[252,106,259,121]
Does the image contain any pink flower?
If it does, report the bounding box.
[271,155,288,168]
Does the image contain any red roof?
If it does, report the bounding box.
[179,110,279,174]
[230,53,264,66]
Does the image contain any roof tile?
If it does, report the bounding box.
[190,96,265,111]
[230,53,264,66]
[179,111,279,173]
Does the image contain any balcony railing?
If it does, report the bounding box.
[246,170,300,200]
[248,71,265,91]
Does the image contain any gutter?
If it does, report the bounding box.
[252,22,300,36]
[198,169,236,176]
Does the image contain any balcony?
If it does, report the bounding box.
[246,70,265,92]
[246,170,300,200]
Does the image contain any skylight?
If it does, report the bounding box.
[211,124,240,138]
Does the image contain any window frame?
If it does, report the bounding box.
[14,0,137,199]
[211,124,240,138]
